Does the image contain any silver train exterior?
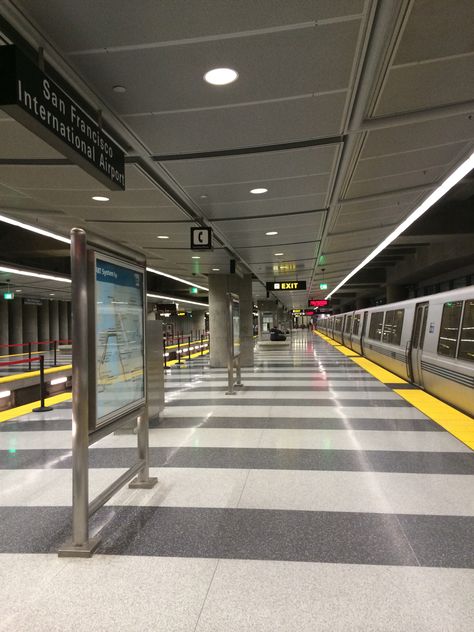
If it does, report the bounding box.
[316,287,474,417]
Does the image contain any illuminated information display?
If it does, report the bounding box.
[309,300,328,307]
[266,281,306,291]
[95,257,145,424]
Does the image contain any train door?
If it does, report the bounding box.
[360,311,368,356]
[410,302,429,386]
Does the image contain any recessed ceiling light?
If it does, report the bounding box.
[212,268,220,271]
[92,196,109,202]
[204,68,238,86]
[200,194,208,199]
[112,85,126,93]
[192,256,201,259]
[250,188,268,195]
[49,293,55,296]
[157,235,169,239]
[266,231,278,236]
[15,289,22,293]
[274,252,284,256]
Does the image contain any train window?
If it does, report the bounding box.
[345,315,352,334]
[437,301,463,357]
[382,309,404,345]
[458,299,474,363]
[353,314,361,336]
[368,311,384,341]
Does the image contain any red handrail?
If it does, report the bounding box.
[0,356,41,367]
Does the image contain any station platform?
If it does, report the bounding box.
[0,331,473,631]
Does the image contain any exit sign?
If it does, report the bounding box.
[189,287,198,295]
[3,292,14,300]
[319,283,328,290]
[266,280,306,291]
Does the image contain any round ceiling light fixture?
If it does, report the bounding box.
[157,235,169,239]
[192,256,201,259]
[112,85,127,93]
[274,252,284,256]
[265,231,278,236]
[92,195,109,202]
[204,67,238,86]
[250,188,268,195]
[212,268,220,271]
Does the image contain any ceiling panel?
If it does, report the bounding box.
[163,145,339,186]
[19,0,364,52]
[130,93,346,154]
[375,56,474,117]
[345,165,445,199]
[394,0,474,64]
[202,193,328,220]
[71,23,360,114]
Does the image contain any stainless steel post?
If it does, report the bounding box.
[129,410,158,489]
[226,294,236,395]
[235,355,243,387]
[58,228,100,557]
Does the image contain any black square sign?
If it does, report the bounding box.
[191,227,213,250]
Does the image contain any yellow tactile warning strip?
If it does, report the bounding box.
[313,329,474,450]
[0,364,72,384]
[394,389,474,450]
[351,357,407,384]
[0,392,72,423]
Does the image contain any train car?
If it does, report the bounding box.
[317,287,474,417]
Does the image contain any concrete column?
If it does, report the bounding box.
[8,298,23,345]
[59,301,69,341]
[49,300,59,342]
[238,274,254,367]
[208,274,233,368]
[22,304,38,351]
[0,300,8,346]
[386,285,408,304]
[38,300,50,343]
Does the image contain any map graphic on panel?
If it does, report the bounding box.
[95,258,144,422]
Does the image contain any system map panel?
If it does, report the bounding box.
[95,257,144,423]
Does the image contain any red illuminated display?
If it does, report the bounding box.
[309,300,328,307]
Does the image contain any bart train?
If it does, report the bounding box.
[317,287,474,417]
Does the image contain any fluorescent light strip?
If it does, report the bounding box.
[0,214,71,244]
[147,292,209,308]
[326,151,474,300]
[0,217,210,293]
[146,267,208,292]
[0,265,72,284]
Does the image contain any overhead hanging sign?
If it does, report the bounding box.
[0,45,125,190]
[191,227,213,250]
[309,299,328,307]
[266,281,306,291]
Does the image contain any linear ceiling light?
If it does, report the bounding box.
[325,151,474,300]
[147,292,209,308]
[0,265,72,283]
[146,267,208,292]
[0,214,71,244]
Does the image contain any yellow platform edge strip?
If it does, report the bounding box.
[394,389,474,451]
[0,392,72,423]
[0,364,72,384]
[315,328,473,451]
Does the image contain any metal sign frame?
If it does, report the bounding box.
[226,292,243,395]
[191,226,213,250]
[266,280,307,291]
[58,228,157,558]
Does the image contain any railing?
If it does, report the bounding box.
[0,339,72,369]
[163,333,210,367]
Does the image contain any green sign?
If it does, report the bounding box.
[319,283,328,290]
[3,292,14,300]
[190,287,198,295]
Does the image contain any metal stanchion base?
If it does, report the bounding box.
[234,383,244,388]
[129,476,158,489]
[58,537,101,558]
[225,391,237,395]
[33,406,54,413]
